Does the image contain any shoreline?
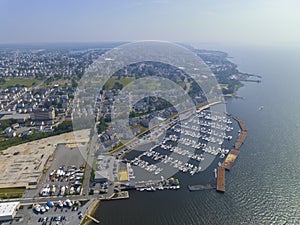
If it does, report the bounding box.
[80,199,101,225]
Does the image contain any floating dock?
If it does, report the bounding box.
[187,184,214,191]
[216,166,225,192]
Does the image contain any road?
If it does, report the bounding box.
[81,120,100,196]
[0,195,92,206]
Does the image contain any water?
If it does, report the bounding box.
[92,46,300,225]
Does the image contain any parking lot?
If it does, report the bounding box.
[39,143,87,197]
[23,143,87,199]
[14,200,87,225]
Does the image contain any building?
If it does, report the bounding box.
[94,173,108,183]
[0,111,30,123]
[30,108,55,121]
[0,202,20,222]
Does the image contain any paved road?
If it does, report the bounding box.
[1,195,93,206]
[81,122,99,196]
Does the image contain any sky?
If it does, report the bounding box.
[0,0,300,45]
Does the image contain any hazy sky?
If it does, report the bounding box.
[0,0,299,45]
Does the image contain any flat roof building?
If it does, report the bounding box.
[30,108,55,121]
[0,111,30,123]
[0,202,20,222]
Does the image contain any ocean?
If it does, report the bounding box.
[92,45,300,225]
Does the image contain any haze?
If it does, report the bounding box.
[0,0,299,45]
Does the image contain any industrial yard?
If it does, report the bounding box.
[0,130,89,191]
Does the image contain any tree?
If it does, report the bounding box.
[71,78,78,88]
[0,78,6,84]
[113,82,123,90]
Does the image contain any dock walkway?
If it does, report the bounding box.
[223,114,247,170]
[216,166,225,192]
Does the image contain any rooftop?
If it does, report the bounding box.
[0,202,20,217]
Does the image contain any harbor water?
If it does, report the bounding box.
[92,45,300,225]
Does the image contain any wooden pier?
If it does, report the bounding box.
[222,114,247,170]
[223,149,240,170]
[86,214,100,224]
[216,166,225,192]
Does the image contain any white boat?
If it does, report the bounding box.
[34,204,41,213]
[58,200,63,208]
[65,199,72,207]
[40,206,46,213]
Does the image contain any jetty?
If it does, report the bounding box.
[223,113,247,170]
[86,214,100,224]
[81,199,101,224]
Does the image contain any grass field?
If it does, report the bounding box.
[130,124,147,134]
[0,78,41,89]
[0,187,25,199]
[104,76,135,89]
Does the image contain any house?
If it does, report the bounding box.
[11,123,20,129]
[140,119,149,127]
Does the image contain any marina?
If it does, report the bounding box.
[125,110,248,195]
[128,109,234,179]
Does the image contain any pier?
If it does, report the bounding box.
[223,114,247,170]
[232,116,247,149]
[86,214,100,224]
[223,149,240,170]
[216,166,225,192]
[80,199,101,225]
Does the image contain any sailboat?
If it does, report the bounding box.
[258,106,264,111]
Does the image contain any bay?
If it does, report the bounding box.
[92,45,300,225]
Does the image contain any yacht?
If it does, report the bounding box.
[34,204,41,213]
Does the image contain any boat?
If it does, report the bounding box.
[40,206,46,213]
[65,199,72,207]
[58,200,63,208]
[46,201,54,208]
[34,204,41,213]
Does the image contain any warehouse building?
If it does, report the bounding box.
[30,108,55,121]
[0,202,20,222]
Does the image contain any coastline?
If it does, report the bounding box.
[80,199,101,225]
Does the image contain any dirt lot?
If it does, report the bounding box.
[0,129,89,191]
